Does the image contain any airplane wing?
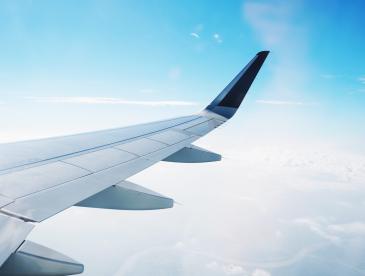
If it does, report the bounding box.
[0,51,269,275]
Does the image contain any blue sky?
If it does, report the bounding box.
[1,0,365,148]
[1,1,365,276]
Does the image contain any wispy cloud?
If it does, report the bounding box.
[256,100,318,106]
[205,261,246,275]
[293,217,340,244]
[213,33,223,43]
[252,269,271,276]
[358,76,365,84]
[329,222,365,235]
[190,32,200,39]
[190,24,203,40]
[243,1,311,100]
[26,97,198,106]
[293,218,365,243]
[244,2,292,47]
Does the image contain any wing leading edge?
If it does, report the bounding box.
[0,51,269,275]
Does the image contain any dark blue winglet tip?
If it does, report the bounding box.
[205,50,270,119]
[258,50,270,56]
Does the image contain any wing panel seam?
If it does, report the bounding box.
[9,136,195,202]
[0,116,203,176]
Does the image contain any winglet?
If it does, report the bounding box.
[205,51,269,119]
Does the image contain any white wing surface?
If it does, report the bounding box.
[0,51,269,275]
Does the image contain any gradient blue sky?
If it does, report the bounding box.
[1,0,364,148]
[1,1,365,276]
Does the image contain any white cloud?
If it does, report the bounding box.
[243,1,311,101]
[174,241,185,249]
[190,24,203,40]
[205,261,246,275]
[213,33,223,43]
[256,100,318,106]
[205,261,220,270]
[243,2,292,47]
[329,222,365,235]
[293,217,340,244]
[252,269,271,276]
[190,32,200,38]
[26,96,197,106]
[358,76,365,84]
[223,264,245,275]
[222,143,365,190]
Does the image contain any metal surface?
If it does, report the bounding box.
[0,240,84,275]
[63,148,136,172]
[163,145,221,163]
[148,130,190,145]
[2,136,197,222]
[173,117,209,130]
[0,115,200,173]
[115,138,166,156]
[0,214,34,266]
[185,119,223,136]
[0,195,13,208]
[0,162,89,199]
[77,180,173,210]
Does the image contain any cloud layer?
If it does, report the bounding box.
[256,100,318,106]
[26,97,198,106]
